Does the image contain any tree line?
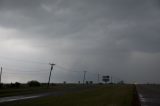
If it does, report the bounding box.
[0,80,41,88]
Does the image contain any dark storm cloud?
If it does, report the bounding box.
[0,0,160,83]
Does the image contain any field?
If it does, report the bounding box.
[1,84,135,106]
[0,85,76,97]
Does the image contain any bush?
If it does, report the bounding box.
[118,80,124,84]
[15,82,21,88]
[86,81,89,84]
[89,81,93,84]
[27,80,41,87]
[10,82,21,88]
[63,81,66,84]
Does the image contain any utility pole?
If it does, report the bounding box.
[98,73,100,84]
[83,70,87,84]
[0,67,2,83]
[48,63,55,87]
[111,76,113,83]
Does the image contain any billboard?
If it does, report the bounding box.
[102,75,110,83]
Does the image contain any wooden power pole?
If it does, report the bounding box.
[48,63,55,87]
[0,67,2,83]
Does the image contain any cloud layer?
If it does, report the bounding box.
[0,0,160,83]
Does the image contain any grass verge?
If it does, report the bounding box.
[2,85,134,106]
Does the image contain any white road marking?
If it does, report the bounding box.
[0,94,43,103]
[139,93,146,103]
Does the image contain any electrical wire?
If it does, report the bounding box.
[0,55,48,65]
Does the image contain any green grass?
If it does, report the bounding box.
[0,84,82,97]
[0,87,57,97]
[2,85,134,106]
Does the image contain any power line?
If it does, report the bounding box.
[0,56,118,83]
[0,56,80,73]
[56,65,80,73]
[0,55,87,73]
[4,71,48,74]
[0,56,48,65]
[4,67,48,72]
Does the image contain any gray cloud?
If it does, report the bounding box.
[0,0,160,83]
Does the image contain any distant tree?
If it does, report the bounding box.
[51,83,57,86]
[63,81,66,84]
[118,80,124,84]
[86,81,89,84]
[89,81,93,84]
[10,82,21,88]
[15,82,21,88]
[10,82,15,88]
[99,83,103,85]
[27,80,41,87]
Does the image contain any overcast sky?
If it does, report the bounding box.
[0,0,160,84]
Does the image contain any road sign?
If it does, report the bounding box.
[102,75,110,83]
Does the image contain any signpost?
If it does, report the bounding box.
[102,75,110,84]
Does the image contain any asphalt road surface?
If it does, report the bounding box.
[0,85,93,104]
[0,92,61,103]
[136,84,160,106]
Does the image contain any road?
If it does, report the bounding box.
[136,84,160,106]
[0,92,63,103]
[0,86,91,103]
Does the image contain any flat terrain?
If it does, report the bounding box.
[136,84,160,106]
[0,85,83,97]
[1,85,134,106]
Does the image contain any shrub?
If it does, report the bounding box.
[27,80,41,87]
[10,82,21,88]
[118,80,124,84]
[89,81,93,84]
[63,81,66,84]
[86,81,89,84]
[15,82,21,88]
